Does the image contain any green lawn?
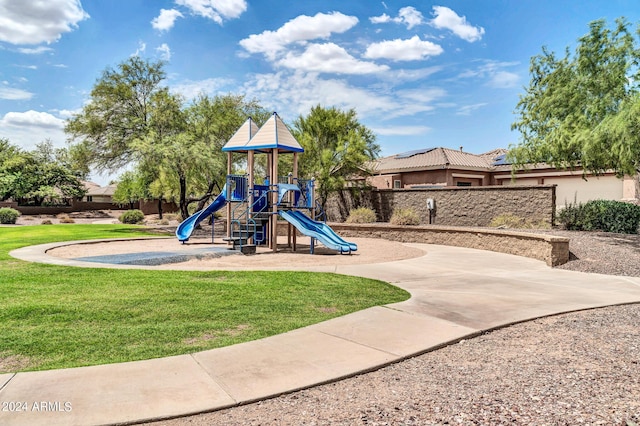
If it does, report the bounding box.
[0,225,409,372]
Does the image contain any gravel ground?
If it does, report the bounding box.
[145,230,640,426]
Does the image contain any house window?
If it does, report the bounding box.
[456,182,472,187]
[87,196,93,202]
[393,180,402,189]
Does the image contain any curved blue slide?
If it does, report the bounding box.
[278,210,357,253]
[176,185,227,242]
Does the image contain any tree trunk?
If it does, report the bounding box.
[179,175,188,220]
[157,198,163,219]
[195,181,217,212]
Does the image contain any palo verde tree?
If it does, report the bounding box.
[65,56,168,172]
[180,94,271,215]
[510,18,640,179]
[292,105,379,211]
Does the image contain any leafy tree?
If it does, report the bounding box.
[113,170,151,209]
[0,139,85,205]
[292,105,379,210]
[182,94,271,213]
[510,18,640,178]
[145,93,270,219]
[65,56,168,172]
[65,56,272,219]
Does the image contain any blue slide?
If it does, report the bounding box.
[278,210,357,254]
[176,185,227,242]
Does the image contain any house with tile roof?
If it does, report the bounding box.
[367,147,497,189]
[366,147,639,206]
[82,183,117,203]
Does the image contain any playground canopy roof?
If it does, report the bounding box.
[221,117,260,152]
[222,112,304,153]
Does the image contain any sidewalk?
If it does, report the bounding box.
[2,243,640,426]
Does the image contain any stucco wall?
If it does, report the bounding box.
[325,185,556,227]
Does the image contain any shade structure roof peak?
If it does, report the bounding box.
[222,112,304,153]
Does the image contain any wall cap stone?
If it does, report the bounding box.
[329,222,570,267]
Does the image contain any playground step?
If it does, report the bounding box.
[240,244,256,255]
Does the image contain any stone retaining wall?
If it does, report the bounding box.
[325,185,556,227]
[329,223,569,266]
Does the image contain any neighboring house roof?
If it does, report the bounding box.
[86,185,117,197]
[371,147,495,174]
[82,181,101,191]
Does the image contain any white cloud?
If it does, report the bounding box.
[175,0,247,25]
[384,66,443,82]
[152,9,183,31]
[156,43,172,61]
[0,0,89,45]
[0,86,34,100]
[430,6,484,42]
[0,110,67,151]
[51,108,80,119]
[171,77,235,100]
[17,46,54,55]
[242,71,444,121]
[132,41,147,57]
[369,13,391,24]
[488,71,519,88]
[1,110,65,129]
[458,61,520,88]
[456,103,488,116]
[278,43,388,75]
[364,36,443,61]
[370,125,431,136]
[397,6,424,30]
[239,12,358,60]
[370,6,424,30]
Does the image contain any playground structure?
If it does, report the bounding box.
[175,112,357,254]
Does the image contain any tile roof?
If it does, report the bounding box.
[86,185,117,196]
[371,147,494,173]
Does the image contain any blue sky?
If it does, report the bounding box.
[1,0,639,185]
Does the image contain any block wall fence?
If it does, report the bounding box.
[324,185,556,227]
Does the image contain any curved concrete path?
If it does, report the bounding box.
[3,241,640,426]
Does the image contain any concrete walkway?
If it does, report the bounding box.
[3,242,640,426]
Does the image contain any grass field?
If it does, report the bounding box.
[0,225,409,372]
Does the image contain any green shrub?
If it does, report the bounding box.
[119,209,145,224]
[558,200,640,234]
[0,207,20,224]
[390,208,421,225]
[346,207,377,223]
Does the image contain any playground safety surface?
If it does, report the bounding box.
[4,238,640,426]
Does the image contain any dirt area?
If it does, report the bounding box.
[14,210,184,226]
[47,236,427,268]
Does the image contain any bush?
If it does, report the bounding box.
[390,208,421,225]
[489,214,550,230]
[0,207,20,224]
[41,219,53,225]
[346,207,377,223]
[558,200,640,234]
[119,209,145,224]
[57,214,75,224]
